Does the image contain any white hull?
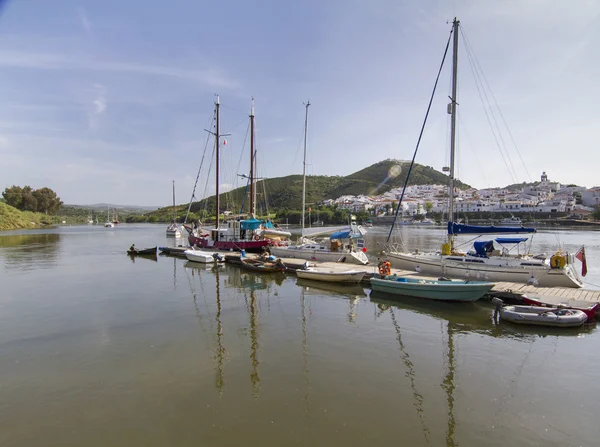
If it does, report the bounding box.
[104,222,114,228]
[296,269,366,283]
[185,249,219,263]
[384,251,583,288]
[166,229,182,238]
[270,246,369,265]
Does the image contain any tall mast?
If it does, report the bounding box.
[215,96,221,229]
[172,180,176,222]
[301,101,310,237]
[249,98,256,217]
[447,18,459,249]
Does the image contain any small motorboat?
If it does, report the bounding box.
[240,257,286,273]
[296,268,366,284]
[492,298,587,328]
[184,248,224,264]
[127,246,157,256]
[370,276,495,302]
[521,293,598,321]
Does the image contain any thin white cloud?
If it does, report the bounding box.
[77,6,92,36]
[0,50,240,89]
[92,84,107,115]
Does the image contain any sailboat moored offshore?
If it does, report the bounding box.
[382,18,584,288]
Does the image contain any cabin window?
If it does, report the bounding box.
[465,259,484,263]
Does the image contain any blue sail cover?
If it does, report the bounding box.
[448,222,536,235]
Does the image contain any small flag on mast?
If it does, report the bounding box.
[575,246,587,277]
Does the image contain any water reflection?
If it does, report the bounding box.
[0,232,61,271]
[243,278,261,398]
[297,278,366,323]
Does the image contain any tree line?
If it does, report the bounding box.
[2,186,63,215]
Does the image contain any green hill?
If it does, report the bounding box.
[0,202,56,230]
[143,159,468,222]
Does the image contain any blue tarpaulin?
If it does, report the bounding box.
[240,218,262,230]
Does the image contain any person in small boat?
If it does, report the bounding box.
[129,244,136,252]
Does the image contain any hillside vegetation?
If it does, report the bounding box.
[0,202,55,230]
[190,159,468,212]
[140,159,467,223]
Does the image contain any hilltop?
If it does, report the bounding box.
[143,159,470,221]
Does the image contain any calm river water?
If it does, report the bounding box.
[1,224,600,446]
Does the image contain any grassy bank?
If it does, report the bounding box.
[0,202,56,230]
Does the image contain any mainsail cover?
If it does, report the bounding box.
[448,222,536,235]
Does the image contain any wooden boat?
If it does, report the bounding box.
[127,246,157,256]
[240,257,286,273]
[521,293,598,320]
[370,276,495,302]
[492,298,587,327]
[296,268,366,284]
[158,246,190,257]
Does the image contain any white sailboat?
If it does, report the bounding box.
[269,102,369,265]
[104,205,114,228]
[166,180,182,237]
[383,19,583,288]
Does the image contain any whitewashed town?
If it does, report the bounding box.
[326,171,600,219]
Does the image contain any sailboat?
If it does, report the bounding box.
[104,205,114,228]
[166,180,182,237]
[383,19,583,288]
[186,97,271,252]
[269,102,369,265]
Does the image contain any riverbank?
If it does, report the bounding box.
[0,202,55,230]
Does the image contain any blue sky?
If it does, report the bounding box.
[0,0,598,206]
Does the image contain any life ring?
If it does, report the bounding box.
[254,235,260,241]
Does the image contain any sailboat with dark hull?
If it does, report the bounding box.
[383,19,583,288]
[186,97,270,253]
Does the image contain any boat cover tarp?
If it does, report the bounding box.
[330,230,351,240]
[473,240,494,257]
[448,222,536,235]
[495,237,528,244]
[240,218,262,230]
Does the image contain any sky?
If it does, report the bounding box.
[0,0,598,207]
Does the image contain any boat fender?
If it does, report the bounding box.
[254,235,260,241]
[550,253,566,269]
[378,260,391,277]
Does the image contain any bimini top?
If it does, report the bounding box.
[330,229,362,240]
[448,222,536,235]
[495,237,528,244]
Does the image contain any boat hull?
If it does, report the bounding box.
[384,252,583,288]
[269,247,369,265]
[521,294,598,320]
[184,249,219,263]
[499,305,587,327]
[370,277,494,302]
[296,269,366,284]
[240,258,286,273]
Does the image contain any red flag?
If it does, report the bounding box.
[575,246,587,277]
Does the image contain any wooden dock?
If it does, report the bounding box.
[169,250,600,303]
